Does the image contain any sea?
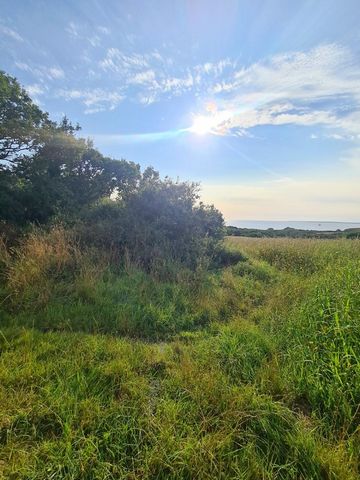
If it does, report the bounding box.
[229,220,360,232]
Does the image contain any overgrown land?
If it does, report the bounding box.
[0,71,359,479]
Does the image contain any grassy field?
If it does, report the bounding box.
[0,232,359,479]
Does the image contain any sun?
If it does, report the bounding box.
[189,115,214,135]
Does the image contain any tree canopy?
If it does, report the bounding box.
[0,71,52,161]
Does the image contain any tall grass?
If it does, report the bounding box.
[227,236,360,460]
[0,228,247,340]
[0,329,356,479]
[0,232,359,478]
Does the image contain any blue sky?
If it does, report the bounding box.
[1,0,360,221]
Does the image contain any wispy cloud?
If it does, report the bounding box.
[201,44,360,138]
[25,83,46,97]
[65,21,109,47]
[93,43,360,142]
[97,49,234,105]
[99,48,155,72]
[15,62,65,80]
[15,38,360,141]
[194,58,236,77]
[0,25,23,42]
[57,88,124,113]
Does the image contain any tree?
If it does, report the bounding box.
[0,71,141,224]
[6,132,141,224]
[0,71,52,162]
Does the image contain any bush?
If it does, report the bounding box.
[77,177,224,275]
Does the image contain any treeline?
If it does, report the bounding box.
[0,71,224,272]
[226,225,360,239]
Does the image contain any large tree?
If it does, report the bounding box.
[0,71,53,162]
[0,72,140,224]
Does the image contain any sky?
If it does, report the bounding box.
[1,0,360,222]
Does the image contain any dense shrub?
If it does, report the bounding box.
[77,174,224,273]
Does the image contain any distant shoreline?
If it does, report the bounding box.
[228,220,360,232]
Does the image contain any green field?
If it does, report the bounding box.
[0,232,359,479]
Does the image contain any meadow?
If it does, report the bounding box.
[0,231,359,479]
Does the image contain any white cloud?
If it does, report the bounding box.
[194,58,235,77]
[26,84,45,97]
[66,22,108,47]
[23,40,358,131]
[98,48,238,104]
[98,48,200,101]
[0,25,23,42]
[138,93,158,105]
[57,88,124,113]
[203,44,360,138]
[99,48,154,72]
[130,69,156,85]
[47,67,65,79]
[94,42,360,135]
[162,74,194,93]
[15,62,65,80]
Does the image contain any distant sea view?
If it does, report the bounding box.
[229,220,360,231]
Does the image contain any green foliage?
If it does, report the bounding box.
[211,244,248,268]
[0,227,231,340]
[232,259,275,282]
[0,71,51,161]
[1,132,141,225]
[78,178,224,272]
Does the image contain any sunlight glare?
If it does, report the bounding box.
[189,115,214,135]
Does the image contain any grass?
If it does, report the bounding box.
[0,231,359,478]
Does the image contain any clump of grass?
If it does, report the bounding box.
[214,321,274,383]
[4,226,85,309]
[232,258,276,282]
